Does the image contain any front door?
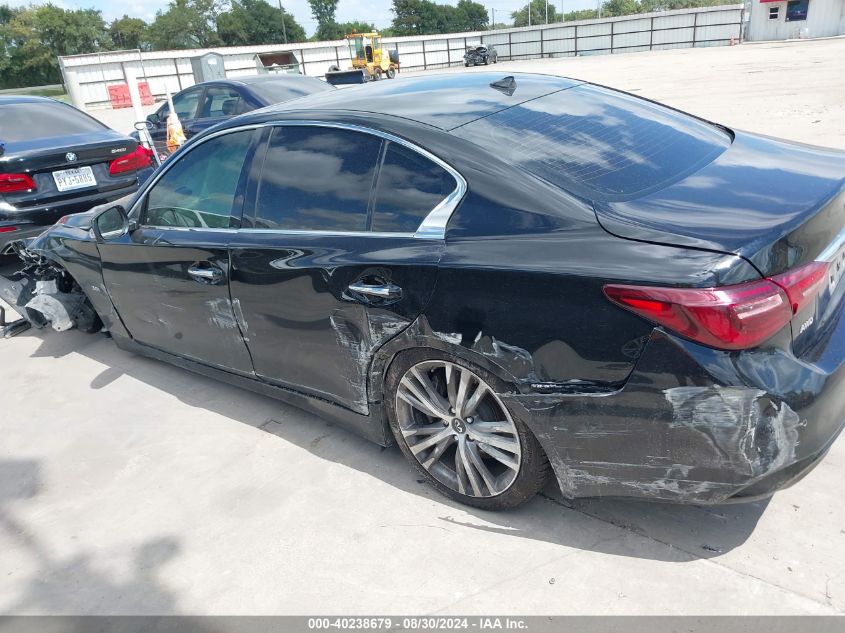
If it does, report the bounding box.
[98,127,260,374]
[230,124,461,412]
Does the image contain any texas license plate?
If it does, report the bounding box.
[52,166,96,192]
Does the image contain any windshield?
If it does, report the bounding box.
[452,84,731,201]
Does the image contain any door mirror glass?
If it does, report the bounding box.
[94,205,129,241]
[146,112,160,125]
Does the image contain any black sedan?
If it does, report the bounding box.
[464,46,497,66]
[3,73,845,510]
[138,75,334,155]
[0,96,153,252]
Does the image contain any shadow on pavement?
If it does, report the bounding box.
[12,326,769,568]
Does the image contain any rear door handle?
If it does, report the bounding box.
[347,280,402,302]
[188,263,225,285]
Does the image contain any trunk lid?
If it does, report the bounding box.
[595,131,845,355]
[0,132,139,210]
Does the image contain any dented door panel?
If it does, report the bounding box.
[97,227,254,374]
[229,233,442,414]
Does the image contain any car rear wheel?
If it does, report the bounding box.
[386,350,551,510]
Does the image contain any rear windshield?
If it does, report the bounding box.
[0,101,107,143]
[249,78,334,105]
[451,84,731,201]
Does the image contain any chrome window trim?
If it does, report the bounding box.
[130,121,467,240]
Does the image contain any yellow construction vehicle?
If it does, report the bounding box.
[326,32,400,85]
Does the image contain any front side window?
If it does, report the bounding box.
[253,126,382,232]
[372,142,456,233]
[200,86,245,119]
[158,87,202,121]
[144,130,255,229]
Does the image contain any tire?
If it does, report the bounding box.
[374,68,382,80]
[386,66,396,79]
[328,64,340,73]
[386,348,551,510]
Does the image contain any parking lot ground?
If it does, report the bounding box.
[2,37,845,615]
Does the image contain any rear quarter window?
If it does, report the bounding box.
[451,84,731,201]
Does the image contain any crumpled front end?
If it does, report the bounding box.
[0,237,101,335]
[504,329,845,504]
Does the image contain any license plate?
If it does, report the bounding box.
[52,166,96,192]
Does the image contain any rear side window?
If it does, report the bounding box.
[372,142,455,232]
[253,126,381,231]
[0,102,106,143]
[200,86,246,119]
[452,84,731,201]
[144,129,254,228]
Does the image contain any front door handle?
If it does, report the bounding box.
[188,263,225,285]
[347,280,402,302]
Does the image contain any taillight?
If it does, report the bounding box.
[769,261,830,315]
[604,279,793,351]
[0,173,36,193]
[0,226,18,233]
[108,145,153,175]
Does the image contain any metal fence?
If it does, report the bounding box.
[58,4,743,111]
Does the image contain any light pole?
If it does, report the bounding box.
[545,0,549,23]
[278,0,288,43]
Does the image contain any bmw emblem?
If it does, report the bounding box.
[66,152,77,162]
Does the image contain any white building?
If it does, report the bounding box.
[745,0,845,40]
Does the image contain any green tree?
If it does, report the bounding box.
[313,20,376,40]
[454,0,488,31]
[217,0,305,44]
[563,8,599,20]
[148,0,223,50]
[391,0,487,35]
[0,4,109,88]
[308,0,340,37]
[601,0,640,16]
[511,0,560,26]
[109,15,150,50]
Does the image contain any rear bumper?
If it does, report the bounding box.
[505,325,845,504]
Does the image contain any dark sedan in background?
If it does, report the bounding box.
[0,95,153,252]
[464,46,497,66]
[138,74,334,154]
[3,73,845,511]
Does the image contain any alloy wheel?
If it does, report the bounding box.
[395,360,522,498]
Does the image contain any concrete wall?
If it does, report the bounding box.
[746,0,845,40]
[58,5,743,111]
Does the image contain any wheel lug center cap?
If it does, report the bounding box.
[451,418,466,434]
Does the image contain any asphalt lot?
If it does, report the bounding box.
[2,37,845,615]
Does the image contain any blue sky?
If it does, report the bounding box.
[5,0,598,37]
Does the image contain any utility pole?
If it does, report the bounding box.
[545,0,549,23]
[278,0,288,43]
[597,0,602,19]
[561,0,564,21]
[528,1,531,26]
[492,6,495,27]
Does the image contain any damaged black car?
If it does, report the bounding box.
[2,73,845,510]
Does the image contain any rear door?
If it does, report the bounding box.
[98,127,261,374]
[230,124,459,413]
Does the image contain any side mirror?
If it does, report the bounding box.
[93,205,130,241]
[146,112,161,125]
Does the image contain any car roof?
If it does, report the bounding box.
[260,72,583,131]
[0,95,59,105]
